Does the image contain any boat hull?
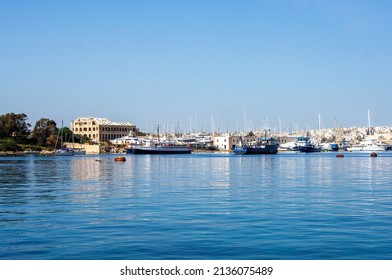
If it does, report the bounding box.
[233,147,247,155]
[245,145,279,154]
[126,147,191,155]
[347,146,385,152]
[54,148,75,156]
[234,145,278,155]
[298,146,322,153]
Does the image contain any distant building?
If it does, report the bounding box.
[71,117,138,143]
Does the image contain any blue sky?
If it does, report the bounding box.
[1,0,391,133]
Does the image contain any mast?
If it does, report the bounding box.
[318,113,321,131]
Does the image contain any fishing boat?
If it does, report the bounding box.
[233,137,279,155]
[232,138,247,155]
[294,136,321,153]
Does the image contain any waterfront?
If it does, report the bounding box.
[1,152,392,259]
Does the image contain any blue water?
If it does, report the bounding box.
[1,152,392,260]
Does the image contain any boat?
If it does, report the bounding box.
[127,145,192,155]
[54,147,75,156]
[233,137,279,155]
[346,139,386,152]
[125,140,191,154]
[54,121,74,156]
[23,149,38,155]
[294,136,321,153]
[232,138,247,155]
[73,149,86,155]
[124,125,191,155]
[321,143,339,152]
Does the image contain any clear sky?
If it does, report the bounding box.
[1,0,391,133]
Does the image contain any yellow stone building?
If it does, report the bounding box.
[70,117,137,143]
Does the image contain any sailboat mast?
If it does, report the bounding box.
[61,120,64,147]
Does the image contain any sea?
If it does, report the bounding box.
[1,152,392,260]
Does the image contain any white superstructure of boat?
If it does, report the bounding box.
[347,139,386,152]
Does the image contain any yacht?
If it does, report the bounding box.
[347,139,386,152]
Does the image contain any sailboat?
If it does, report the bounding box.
[346,110,386,152]
[72,133,86,155]
[54,121,74,156]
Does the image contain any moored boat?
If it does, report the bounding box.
[124,125,191,155]
[127,145,192,154]
[54,147,75,156]
[321,143,339,152]
[233,137,279,155]
[347,139,386,152]
[232,138,247,155]
[294,136,321,153]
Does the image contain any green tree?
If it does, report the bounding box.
[0,113,31,140]
[0,138,21,151]
[31,118,58,147]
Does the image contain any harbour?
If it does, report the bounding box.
[1,152,392,260]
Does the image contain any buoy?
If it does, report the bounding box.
[370,152,378,157]
[336,154,344,158]
[114,156,126,162]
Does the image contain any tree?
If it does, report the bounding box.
[0,138,21,151]
[0,113,31,140]
[31,118,58,147]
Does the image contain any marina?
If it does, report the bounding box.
[1,152,392,260]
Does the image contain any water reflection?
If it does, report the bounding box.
[1,153,392,259]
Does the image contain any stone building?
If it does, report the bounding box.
[70,117,137,143]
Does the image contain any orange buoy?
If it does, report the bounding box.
[114,156,126,162]
[370,152,377,157]
[336,154,344,158]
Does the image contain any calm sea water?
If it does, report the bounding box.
[1,152,392,260]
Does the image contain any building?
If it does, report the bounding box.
[71,117,138,143]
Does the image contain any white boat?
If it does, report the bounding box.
[347,110,387,151]
[54,147,75,156]
[321,143,339,151]
[54,121,75,156]
[347,139,386,152]
[278,141,297,151]
[73,149,86,155]
[23,149,38,155]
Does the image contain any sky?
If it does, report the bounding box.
[1,0,392,133]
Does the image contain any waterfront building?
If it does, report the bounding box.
[71,117,138,143]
